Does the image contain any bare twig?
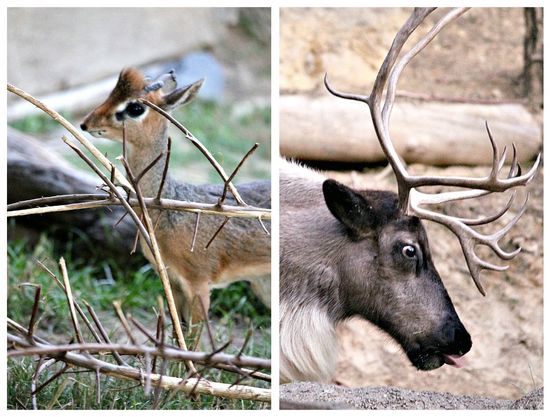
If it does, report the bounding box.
[218,143,259,206]
[7,194,107,210]
[83,301,128,367]
[32,363,70,396]
[138,98,246,206]
[9,334,271,402]
[134,152,165,185]
[156,137,172,201]
[199,298,216,352]
[119,157,195,374]
[8,337,270,370]
[190,212,201,252]
[113,301,138,345]
[36,260,104,346]
[8,194,271,220]
[59,258,84,344]
[95,368,101,404]
[31,356,45,409]
[28,286,42,340]
[7,83,132,190]
[205,218,230,250]
[257,218,270,236]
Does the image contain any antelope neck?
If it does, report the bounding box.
[126,123,174,198]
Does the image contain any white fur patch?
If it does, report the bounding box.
[279,158,326,182]
[280,302,338,383]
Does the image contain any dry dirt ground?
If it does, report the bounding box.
[279,7,543,406]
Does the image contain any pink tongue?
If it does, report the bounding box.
[442,354,466,368]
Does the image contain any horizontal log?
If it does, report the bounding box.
[280,95,541,165]
[7,127,137,257]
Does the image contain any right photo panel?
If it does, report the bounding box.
[278,7,543,410]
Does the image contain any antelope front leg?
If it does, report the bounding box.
[250,275,271,308]
[185,281,210,346]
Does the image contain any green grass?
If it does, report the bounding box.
[9,112,72,135]
[7,235,270,410]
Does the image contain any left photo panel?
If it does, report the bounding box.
[7,8,271,410]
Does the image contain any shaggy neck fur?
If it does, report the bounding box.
[280,302,338,383]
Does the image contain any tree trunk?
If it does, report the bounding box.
[523,8,543,109]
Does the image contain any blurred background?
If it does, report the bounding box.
[279,7,542,404]
[7,7,270,410]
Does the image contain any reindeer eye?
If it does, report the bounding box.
[125,102,145,118]
[402,245,416,258]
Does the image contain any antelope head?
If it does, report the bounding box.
[80,67,203,144]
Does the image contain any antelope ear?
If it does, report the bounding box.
[322,179,377,235]
[160,78,204,111]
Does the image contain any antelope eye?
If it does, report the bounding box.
[125,102,145,118]
[402,245,416,258]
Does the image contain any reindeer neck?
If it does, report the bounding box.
[126,122,176,198]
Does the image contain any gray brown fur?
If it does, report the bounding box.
[280,159,470,382]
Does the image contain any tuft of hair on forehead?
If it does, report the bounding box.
[110,67,147,101]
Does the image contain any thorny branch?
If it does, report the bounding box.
[8,271,271,406]
[7,85,271,406]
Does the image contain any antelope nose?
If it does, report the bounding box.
[80,123,88,131]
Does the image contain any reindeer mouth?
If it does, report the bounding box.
[442,353,466,368]
[408,350,467,371]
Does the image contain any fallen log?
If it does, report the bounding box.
[7,127,137,257]
[280,95,541,165]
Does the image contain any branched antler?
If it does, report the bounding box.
[325,7,541,295]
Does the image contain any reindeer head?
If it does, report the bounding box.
[323,179,472,370]
[81,67,203,143]
[321,7,539,371]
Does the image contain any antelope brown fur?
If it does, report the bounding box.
[81,68,271,326]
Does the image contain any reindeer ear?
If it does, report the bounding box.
[160,78,204,111]
[322,179,379,235]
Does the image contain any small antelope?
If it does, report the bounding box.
[280,7,540,383]
[81,67,271,325]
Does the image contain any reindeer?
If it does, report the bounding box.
[280,7,540,383]
[81,67,271,327]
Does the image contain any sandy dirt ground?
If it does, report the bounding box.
[280,7,543,403]
[280,383,543,410]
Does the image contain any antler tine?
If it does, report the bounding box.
[485,192,529,257]
[381,8,469,128]
[324,74,369,104]
[412,190,528,295]
[408,127,541,191]
[508,144,520,178]
[460,191,516,226]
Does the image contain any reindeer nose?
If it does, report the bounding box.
[80,123,88,131]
